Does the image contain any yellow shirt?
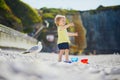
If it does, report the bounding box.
[57,26,70,44]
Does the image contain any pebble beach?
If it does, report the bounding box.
[0,50,120,80]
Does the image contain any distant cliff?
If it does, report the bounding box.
[80,5,120,54]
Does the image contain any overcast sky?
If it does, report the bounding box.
[21,0,120,10]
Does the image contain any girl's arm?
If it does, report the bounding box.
[60,23,74,30]
[68,32,78,36]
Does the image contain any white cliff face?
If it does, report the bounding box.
[0,50,120,80]
[80,8,120,54]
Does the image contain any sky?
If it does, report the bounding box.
[21,0,120,11]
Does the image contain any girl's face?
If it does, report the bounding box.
[58,18,66,26]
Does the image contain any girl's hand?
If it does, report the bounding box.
[61,23,74,30]
[69,23,74,26]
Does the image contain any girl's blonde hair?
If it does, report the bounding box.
[54,15,66,26]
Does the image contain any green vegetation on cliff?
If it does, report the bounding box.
[0,0,22,31]
[39,7,77,19]
[97,5,120,11]
[4,0,42,33]
[0,0,42,33]
[89,5,120,15]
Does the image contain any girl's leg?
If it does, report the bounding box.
[65,49,69,61]
[58,50,64,62]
